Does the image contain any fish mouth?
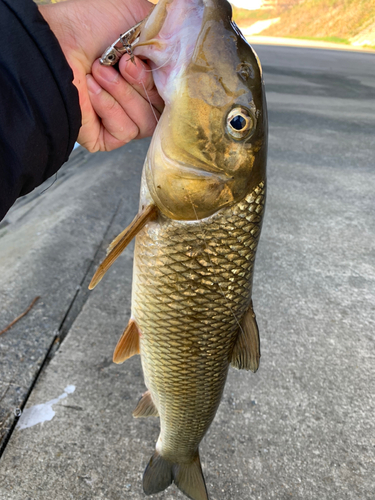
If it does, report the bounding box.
[133,0,206,102]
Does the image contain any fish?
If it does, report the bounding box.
[89,0,267,499]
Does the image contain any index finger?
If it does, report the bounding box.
[119,56,164,114]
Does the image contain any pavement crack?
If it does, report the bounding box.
[0,335,58,459]
[55,198,124,347]
[0,198,123,458]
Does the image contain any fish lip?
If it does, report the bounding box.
[148,138,232,187]
[160,153,231,184]
[145,134,237,222]
[165,163,229,183]
[149,121,233,182]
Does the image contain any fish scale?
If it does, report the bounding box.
[132,181,265,462]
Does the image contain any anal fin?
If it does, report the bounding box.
[133,390,159,418]
[231,300,260,373]
[89,204,158,290]
[143,450,208,500]
[113,319,140,364]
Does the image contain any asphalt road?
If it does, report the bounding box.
[0,45,374,500]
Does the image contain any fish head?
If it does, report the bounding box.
[134,0,267,221]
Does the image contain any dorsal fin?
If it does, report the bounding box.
[231,300,260,373]
[89,204,158,290]
[113,319,140,364]
[133,390,159,418]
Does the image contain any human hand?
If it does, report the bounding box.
[85,55,163,152]
[38,0,163,152]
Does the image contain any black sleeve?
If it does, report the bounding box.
[0,0,81,221]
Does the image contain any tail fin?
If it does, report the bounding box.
[143,451,173,495]
[143,450,208,500]
[174,452,208,500]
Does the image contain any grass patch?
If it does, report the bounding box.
[232,6,276,27]
[261,0,375,43]
[293,36,351,45]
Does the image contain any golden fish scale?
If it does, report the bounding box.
[132,182,265,462]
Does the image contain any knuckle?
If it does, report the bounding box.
[105,97,119,113]
[125,123,139,142]
[111,122,139,147]
[119,81,134,100]
[143,121,157,138]
[84,143,100,153]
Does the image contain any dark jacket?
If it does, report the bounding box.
[0,0,81,221]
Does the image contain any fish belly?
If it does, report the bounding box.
[132,181,265,463]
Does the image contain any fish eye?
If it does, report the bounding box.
[226,107,255,140]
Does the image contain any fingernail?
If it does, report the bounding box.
[98,65,120,84]
[86,74,101,95]
[123,58,145,80]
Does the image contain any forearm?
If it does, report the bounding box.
[0,0,81,221]
[0,0,159,220]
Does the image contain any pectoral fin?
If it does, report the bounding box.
[113,319,140,364]
[231,300,260,373]
[89,204,158,290]
[133,390,159,418]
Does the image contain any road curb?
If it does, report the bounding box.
[246,35,375,53]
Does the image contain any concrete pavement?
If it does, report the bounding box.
[0,45,374,499]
